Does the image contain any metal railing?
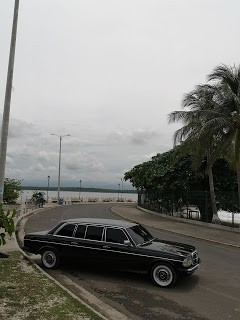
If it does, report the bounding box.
[138,191,240,228]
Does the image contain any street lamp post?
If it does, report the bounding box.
[51,134,70,204]
[0,0,20,203]
[121,178,123,201]
[79,179,82,199]
[118,183,120,202]
[47,176,50,203]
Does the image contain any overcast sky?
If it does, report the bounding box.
[0,0,240,189]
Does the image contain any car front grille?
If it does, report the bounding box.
[191,251,199,265]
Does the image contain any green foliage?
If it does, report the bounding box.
[31,191,46,207]
[125,150,238,222]
[3,178,22,204]
[125,149,207,195]
[0,203,16,246]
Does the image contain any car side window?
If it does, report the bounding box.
[75,225,86,238]
[106,228,128,244]
[56,224,76,237]
[85,226,104,241]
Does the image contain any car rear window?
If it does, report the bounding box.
[48,222,65,235]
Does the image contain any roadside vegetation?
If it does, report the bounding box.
[0,178,20,253]
[3,178,21,203]
[0,204,16,249]
[125,63,240,222]
[0,251,103,320]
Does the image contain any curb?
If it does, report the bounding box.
[15,207,130,320]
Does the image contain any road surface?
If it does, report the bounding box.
[24,204,240,320]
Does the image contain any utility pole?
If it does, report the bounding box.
[47,176,50,203]
[51,134,70,204]
[79,179,82,199]
[0,0,20,203]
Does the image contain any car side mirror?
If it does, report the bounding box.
[124,240,132,246]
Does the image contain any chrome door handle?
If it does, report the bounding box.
[103,245,110,249]
[71,241,78,245]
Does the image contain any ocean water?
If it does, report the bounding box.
[19,190,137,202]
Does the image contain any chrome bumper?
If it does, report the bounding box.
[179,258,201,274]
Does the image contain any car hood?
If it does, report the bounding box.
[141,239,195,257]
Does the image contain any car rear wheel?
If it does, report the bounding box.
[151,263,177,287]
[41,249,59,269]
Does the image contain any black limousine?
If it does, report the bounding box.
[24,218,200,287]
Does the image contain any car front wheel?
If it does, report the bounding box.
[41,249,59,269]
[151,263,177,287]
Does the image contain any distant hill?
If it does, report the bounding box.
[21,186,137,194]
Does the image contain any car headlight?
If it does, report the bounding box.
[182,255,193,267]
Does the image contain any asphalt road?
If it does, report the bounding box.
[24,204,240,320]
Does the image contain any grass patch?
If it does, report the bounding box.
[0,252,103,320]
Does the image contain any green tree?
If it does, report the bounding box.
[125,150,210,220]
[168,84,224,217]
[208,64,240,206]
[3,178,22,203]
[0,203,16,248]
[31,191,46,207]
[125,150,237,222]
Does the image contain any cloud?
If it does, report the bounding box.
[6,117,39,139]
[1,0,239,188]
[130,129,158,145]
[65,153,105,172]
[108,128,159,145]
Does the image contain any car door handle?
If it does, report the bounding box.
[103,245,111,249]
[71,241,78,245]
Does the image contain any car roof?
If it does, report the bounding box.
[62,218,137,228]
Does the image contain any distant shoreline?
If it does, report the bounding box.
[21,186,137,194]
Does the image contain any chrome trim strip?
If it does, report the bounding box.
[25,238,183,263]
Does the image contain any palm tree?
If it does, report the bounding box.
[168,84,221,219]
[208,64,240,206]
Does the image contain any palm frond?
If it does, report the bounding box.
[208,64,240,96]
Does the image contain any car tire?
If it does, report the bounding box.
[41,249,59,269]
[150,262,177,287]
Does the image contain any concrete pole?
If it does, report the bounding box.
[57,136,62,204]
[51,134,70,204]
[79,179,82,199]
[0,0,20,203]
[47,175,50,203]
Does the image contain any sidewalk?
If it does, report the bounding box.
[112,204,240,248]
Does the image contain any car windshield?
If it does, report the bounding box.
[127,224,154,246]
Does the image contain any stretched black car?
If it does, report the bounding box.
[23,218,200,287]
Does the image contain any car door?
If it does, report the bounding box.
[100,227,138,269]
[103,227,153,271]
[74,224,105,262]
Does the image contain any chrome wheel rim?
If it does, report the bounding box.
[42,251,56,268]
[153,265,173,287]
